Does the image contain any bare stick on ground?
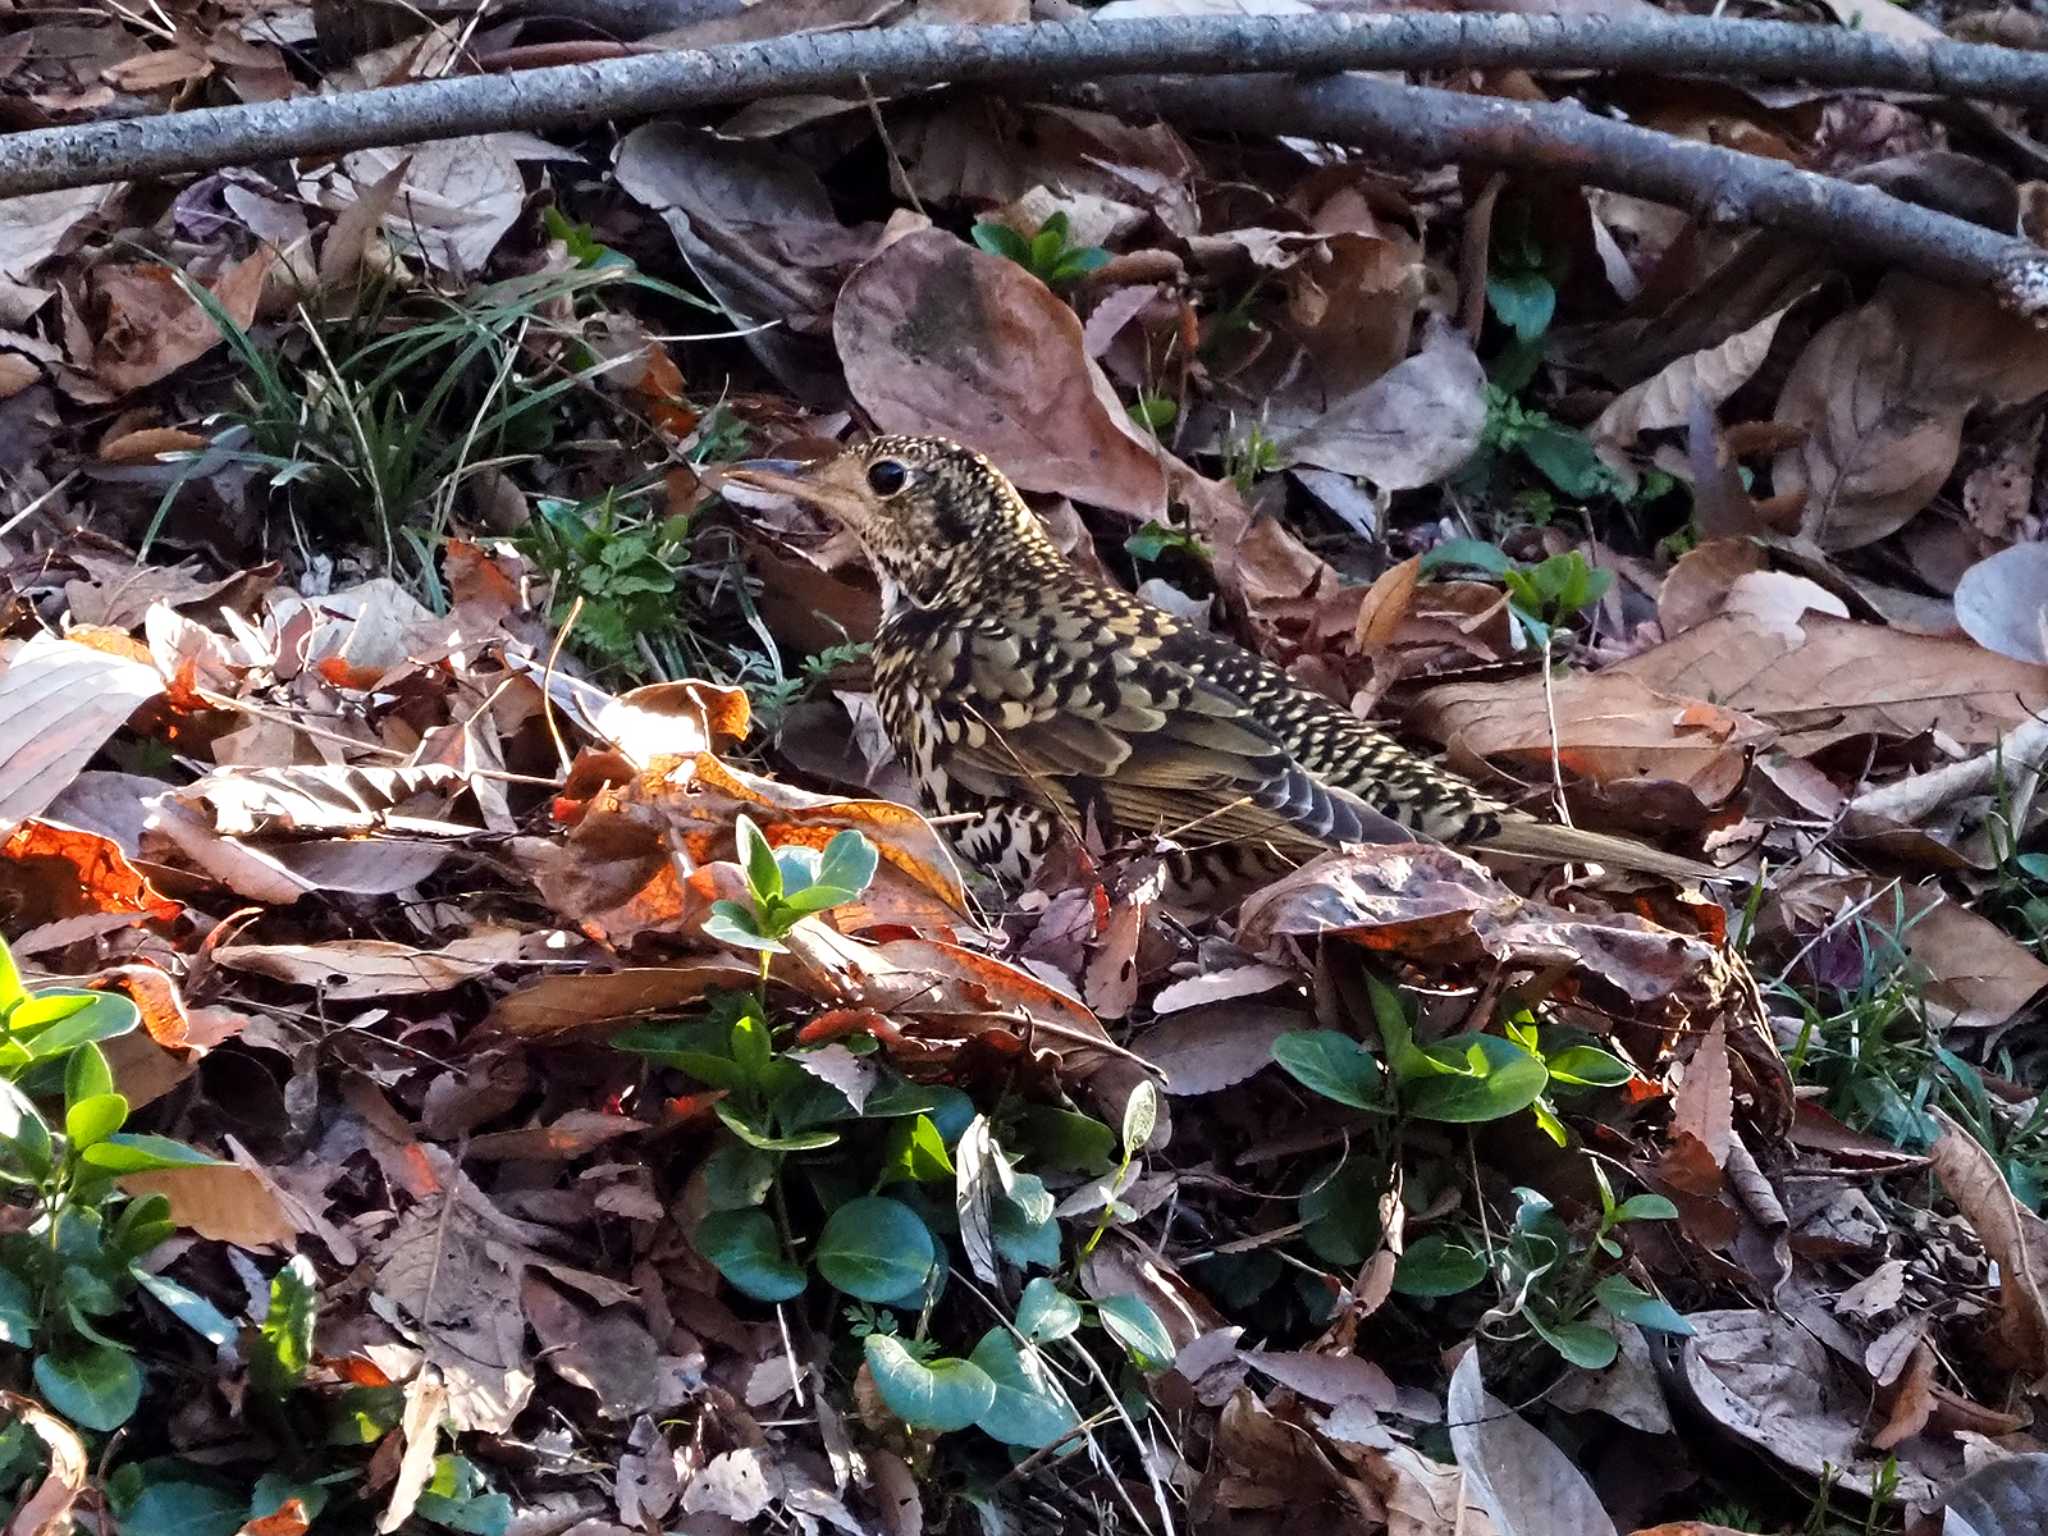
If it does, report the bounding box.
[3,14,2048,199]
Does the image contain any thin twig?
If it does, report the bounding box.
[1082,69,2048,315]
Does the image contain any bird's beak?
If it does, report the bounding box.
[711,453,874,532]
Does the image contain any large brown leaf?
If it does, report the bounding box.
[833,228,1167,517]
[1612,611,2048,756]
[1773,275,2048,550]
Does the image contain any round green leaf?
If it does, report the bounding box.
[816,1197,934,1303]
[1392,1236,1487,1298]
[1543,1045,1633,1089]
[118,1475,244,1536]
[1095,1294,1174,1370]
[969,1330,1079,1449]
[1614,1194,1679,1224]
[65,1092,129,1150]
[816,829,879,900]
[1528,1315,1618,1370]
[64,1042,114,1108]
[1014,1278,1082,1344]
[1271,1032,1384,1111]
[14,991,139,1059]
[1594,1275,1694,1336]
[79,1134,217,1173]
[863,1334,995,1433]
[695,1209,806,1303]
[35,1340,144,1430]
[1400,1035,1548,1123]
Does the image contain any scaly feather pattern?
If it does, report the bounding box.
[718,436,1722,895]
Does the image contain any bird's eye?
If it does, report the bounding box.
[866,458,909,496]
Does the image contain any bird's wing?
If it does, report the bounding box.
[937,624,1397,855]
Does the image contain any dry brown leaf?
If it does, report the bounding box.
[1773,274,2048,550]
[377,1374,449,1534]
[212,931,564,1000]
[1127,1003,1305,1095]
[1239,845,1730,1019]
[1594,299,1804,449]
[1281,319,1487,489]
[122,1163,301,1250]
[1414,670,1769,793]
[1612,611,2048,756]
[374,1148,539,1432]
[88,247,275,395]
[1676,1310,1947,1502]
[1929,1107,2048,1389]
[0,1392,88,1536]
[0,187,112,282]
[1354,1439,1498,1536]
[1149,962,1292,1014]
[1447,1349,1618,1536]
[833,227,1168,517]
[1779,877,2048,1035]
[0,632,167,825]
[1246,1350,1397,1411]
[485,963,762,1039]
[521,1275,699,1418]
[1671,1021,1733,1167]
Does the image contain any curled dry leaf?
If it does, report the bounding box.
[833,227,1167,517]
[1772,274,2048,551]
[533,751,966,946]
[0,1391,89,1536]
[1592,298,1805,450]
[0,819,180,934]
[171,763,476,837]
[1928,1108,2048,1390]
[1239,844,1730,1018]
[0,631,167,824]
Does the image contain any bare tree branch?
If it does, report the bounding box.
[1,15,2047,198]
[1085,70,2048,317]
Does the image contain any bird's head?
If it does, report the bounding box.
[714,434,1052,608]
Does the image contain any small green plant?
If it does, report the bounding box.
[705,815,881,966]
[1127,394,1177,436]
[0,935,220,1431]
[168,259,713,604]
[617,826,1170,1453]
[530,487,693,667]
[1222,420,1282,496]
[971,211,1110,288]
[1419,542,1615,647]
[1124,519,1209,567]
[1272,974,1632,1135]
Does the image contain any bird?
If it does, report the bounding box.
[715,434,1723,901]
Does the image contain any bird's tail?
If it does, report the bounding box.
[1477,817,1730,885]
